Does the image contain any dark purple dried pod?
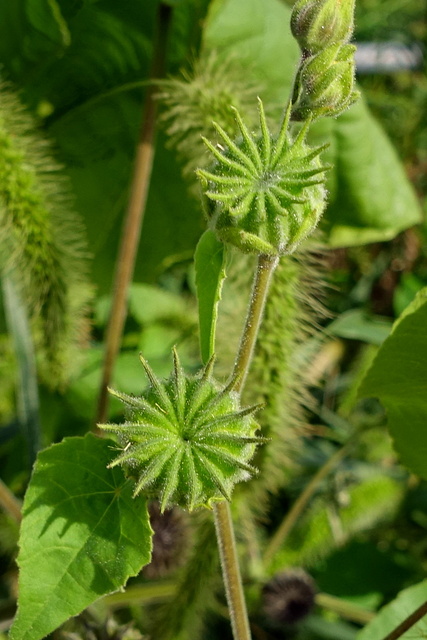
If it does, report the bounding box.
[143,501,188,579]
[262,569,316,625]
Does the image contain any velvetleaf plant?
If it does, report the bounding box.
[99,0,359,510]
[97,0,358,636]
[9,1,359,640]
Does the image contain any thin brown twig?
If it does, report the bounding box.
[94,4,173,426]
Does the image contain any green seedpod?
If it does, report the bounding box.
[197,99,329,256]
[292,44,360,121]
[291,0,355,54]
[100,349,265,512]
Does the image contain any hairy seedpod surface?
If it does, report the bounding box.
[100,349,264,512]
[197,98,329,256]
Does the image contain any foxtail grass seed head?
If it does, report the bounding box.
[292,43,360,121]
[158,53,260,179]
[197,99,328,256]
[99,349,264,512]
[262,569,317,625]
[0,82,91,387]
[291,0,355,54]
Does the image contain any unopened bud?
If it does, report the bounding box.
[292,43,360,120]
[291,0,355,54]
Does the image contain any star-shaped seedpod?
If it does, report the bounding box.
[197,98,329,256]
[99,349,265,512]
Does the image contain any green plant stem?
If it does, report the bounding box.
[231,254,279,394]
[104,581,176,608]
[214,501,252,640]
[315,593,375,625]
[95,3,172,426]
[0,478,22,523]
[214,253,278,640]
[381,600,427,640]
[263,431,359,565]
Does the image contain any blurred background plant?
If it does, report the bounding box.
[0,0,426,639]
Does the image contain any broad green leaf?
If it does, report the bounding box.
[203,0,299,107]
[10,433,152,640]
[393,273,425,317]
[359,289,427,479]
[357,581,427,640]
[394,285,427,326]
[315,99,423,247]
[194,230,226,363]
[328,309,392,346]
[95,284,188,327]
[128,283,188,325]
[52,106,203,289]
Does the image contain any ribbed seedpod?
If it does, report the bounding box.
[197,99,329,256]
[262,569,317,625]
[100,349,265,511]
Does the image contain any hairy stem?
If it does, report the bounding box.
[381,600,427,640]
[214,254,278,640]
[231,254,279,394]
[0,478,22,524]
[95,3,172,425]
[263,430,359,565]
[214,501,252,640]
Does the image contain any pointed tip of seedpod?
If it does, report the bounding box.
[200,352,216,381]
[139,352,160,387]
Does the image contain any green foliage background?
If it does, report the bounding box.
[0,0,427,639]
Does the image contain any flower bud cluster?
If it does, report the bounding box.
[290,0,359,120]
[291,0,355,54]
